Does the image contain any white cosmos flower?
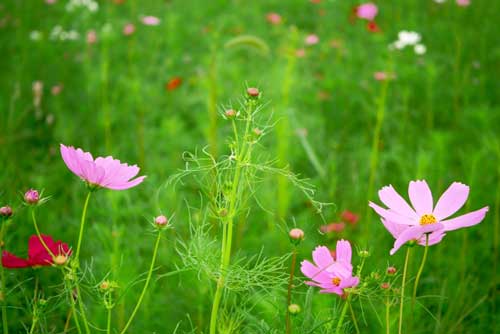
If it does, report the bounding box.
[398,31,421,46]
[414,44,427,55]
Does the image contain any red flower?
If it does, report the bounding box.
[2,235,71,269]
[320,222,346,233]
[165,77,182,91]
[341,210,360,225]
[366,21,381,33]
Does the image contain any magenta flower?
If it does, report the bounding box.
[356,3,378,21]
[370,180,489,254]
[301,240,359,296]
[60,144,146,190]
[141,16,160,26]
[305,34,319,45]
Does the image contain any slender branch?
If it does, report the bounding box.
[335,295,351,334]
[398,248,412,334]
[75,191,92,262]
[412,234,430,307]
[285,248,297,334]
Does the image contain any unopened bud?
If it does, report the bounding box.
[100,280,110,290]
[289,228,304,240]
[154,215,168,226]
[246,87,260,98]
[224,109,236,119]
[387,266,397,275]
[381,282,390,289]
[24,189,40,204]
[0,206,13,218]
[359,250,370,258]
[288,303,301,314]
[253,128,263,136]
[53,254,68,266]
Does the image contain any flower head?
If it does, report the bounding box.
[356,3,378,21]
[165,77,182,91]
[60,144,146,190]
[0,206,13,218]
[456,0,470,6]
[154,215,168,227]
[123,23,135,36]
[2,235,71,268]
[305,34,319,45]
[289,228,304,240]
[24,189,40,204]
[369,180,489,255]
[266,12,282,25]
[141,15,160,26]
[341,210,359,225]
[320,222,345,233]
[301,240,360,296]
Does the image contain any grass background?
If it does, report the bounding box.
[0,0,499,333]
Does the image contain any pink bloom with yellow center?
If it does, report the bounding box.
[356,3,378,21]
[60,144,146,190]
[301,240,359,295]
[370,180,488,255]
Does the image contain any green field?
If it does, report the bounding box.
[0,0,499,333]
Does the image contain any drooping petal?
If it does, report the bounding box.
[335,240,352,264]
[433,182,469,220]
[379,185,418,219]
[369,202,417,225]
[408,180,434,215]
[2,251,30,268]
[418,230,446,246]
[441,207,489,231]
[390,223,444,255]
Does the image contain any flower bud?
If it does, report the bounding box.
[24,189,40,204]
[100,280,110,290]
[253,128,263,136]
[288,303,301,314]
[224,109,236,119]
[154,215,168,227]
[387,266,397,275]
[358,250,370,258]
[246,87,260,98]
[380,282,390,289]
[0,206,13,218]
[219,208,228,217]
[289,228,304,240]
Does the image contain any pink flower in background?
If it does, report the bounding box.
[320,222,345,233]
[374,72,389,81]
[123,23,136,36]
[86,30,97,44]
[51,84,63,95]
[266,12,282,25]
[369,180,489,254]
[356,3,378,20]
[456,0,470,6]
[301,240,359,295]
[141,16,160,26]
[341,210,359,225]
[45,0,57,4]
[60,144,146,190]
[295,48,306,57]
[305,34,319,45]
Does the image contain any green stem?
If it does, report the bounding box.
[119,231,162,334]
[28,276,39,334]
[412,235,430,308]
[335,295,351,334]
[31,209,55,258]
[349,299,360,334]
[74,277,91,334]
[75,191,92,262]
[107,306,112,334]
[1,221,9,334]
[386,296,390,334]
[63,270,82,334]
[285,248,297,334]
[398,247,412,334]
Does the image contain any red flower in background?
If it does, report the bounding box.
[2,235,71,268]
[165,77,182,91]
[320,222,346,233]
[366,21,381,33]
[341,210,360,225]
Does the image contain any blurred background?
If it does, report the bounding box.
[0,0,499,333]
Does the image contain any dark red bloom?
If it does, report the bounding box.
[366,21,381,33]
[341,210,360,225]
[165,77,182,91]
[2,235,71,269]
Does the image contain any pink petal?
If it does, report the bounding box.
[60,144,82,177]
[335,240,352,264]
[105,176,146,190]
[369,202,417,225]
[381,219,408,239]
[418,230,446,246]
[408,180,434,215]
[432,182,469,220]
[379,185,417,219]
[312,246,334,270]
[301,260,331,283]
[390,223,443,255]
[441,206,489,231]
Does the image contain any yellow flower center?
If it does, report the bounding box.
[53,255,67,266]
[332,277,341,286]
[419,214,437,225]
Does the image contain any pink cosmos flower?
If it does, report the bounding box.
[266,12,282,25]
[141,16,160,26]
[123,23,135,36]
[305,34,319,45]
[456,0,470,6]
[356,3,378,21]
[370,180,489,255]
[301,240,360,295]
[60,144,146,190]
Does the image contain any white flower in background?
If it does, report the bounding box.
[30,30,42,41]
[414,44,427,55]
[434,0,446,3]
[66,0,98,13]
[389,30,426,55]
[50,25,80,41]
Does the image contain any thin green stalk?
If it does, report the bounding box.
[285,248,297,334]
[106,304,112,334]
[62,269,82,334]
[385,296,390,334]
[1,221,9,334]
[31,209,55,258]
[119,231,162,334]
[398,248,412,334]
[74,277,91,334]
[412,234,430,308]
[335,295,351,334]
[349,299,360,334]
[29,276,39,334]
[75,191,92,262]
